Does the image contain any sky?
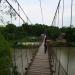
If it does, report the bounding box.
[0,0,75,27]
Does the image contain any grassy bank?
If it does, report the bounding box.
[47,40,75,47]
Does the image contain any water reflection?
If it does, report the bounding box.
[54,47,75,75]
[12,42,40,75]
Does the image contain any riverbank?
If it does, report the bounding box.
[47,40,75,47]
[14,42,41,48]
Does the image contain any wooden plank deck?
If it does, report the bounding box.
[26,41,50,75]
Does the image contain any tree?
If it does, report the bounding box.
[3,24,16,40]
[46,26,60,40]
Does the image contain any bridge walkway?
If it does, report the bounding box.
[26,41,50,75]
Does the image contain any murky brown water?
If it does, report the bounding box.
[12,42,40,75]
[54,47,75,75]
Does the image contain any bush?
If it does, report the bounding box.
[0,33,12,75]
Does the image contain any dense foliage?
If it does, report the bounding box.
[0,33,11,75]
[0,23,75,42]
[0,23,75,74]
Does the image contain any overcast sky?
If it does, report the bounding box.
[17,0,75,27]
[0,0,75,27]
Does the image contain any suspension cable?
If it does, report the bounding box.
[16,0,32,24]
[13,48,16,66]
[17,3,24,73]
[20,49,24,74]
[18,3,20,26]
[51,0,61,26]
[58,6,59,26]
[58,48,61,75]
[39,0,44,24]
[66,0,73,74]
[54,15,57,26]
[62,0,64,27]
[5,0,26,24]
[70,0,73,27]
[67,47,70,75]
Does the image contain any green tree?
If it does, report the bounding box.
[3,24,16,40]
[46,26,60,40]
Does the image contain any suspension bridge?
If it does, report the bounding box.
[0,0,75,75]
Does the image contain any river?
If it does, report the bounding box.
[12,42,40,75]
[54,47,75,75]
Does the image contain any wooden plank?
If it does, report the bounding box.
[26,41,50,75]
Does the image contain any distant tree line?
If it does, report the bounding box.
[0,23,75,42]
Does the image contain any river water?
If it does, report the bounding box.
[12,42,40,75]
[54,47,75,75]
[12,43,75,75]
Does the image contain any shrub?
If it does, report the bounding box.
[0,33,12,75]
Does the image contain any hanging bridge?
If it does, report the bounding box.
[0,0,75,75]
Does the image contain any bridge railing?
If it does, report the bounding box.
[0,42,40,75]
[47,41,68,75]
[12,42,40,75]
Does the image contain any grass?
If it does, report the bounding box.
[47,40,75,47]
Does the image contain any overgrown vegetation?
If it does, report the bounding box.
[0,33,12,75]
[0,23,75,43]
[0,23,75,74]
